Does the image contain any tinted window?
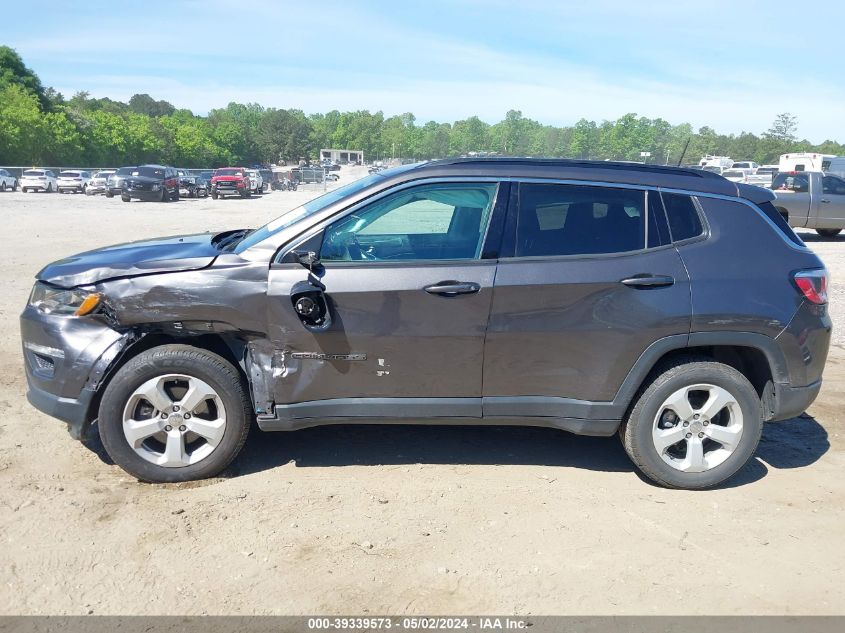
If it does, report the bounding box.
[822,176,845,195]
[133,166,164,178]
[321,183,498,262]
[773,173,809,193]
[515,184,645,257]
[116,167,135,175]
[661,193,704,242]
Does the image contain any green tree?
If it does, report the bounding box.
[0,46,50,110]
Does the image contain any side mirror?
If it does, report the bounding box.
[293,250,320,270]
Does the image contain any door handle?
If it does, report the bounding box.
[424,281,481,296]
[620,274,675,288]
[820,199,831,203]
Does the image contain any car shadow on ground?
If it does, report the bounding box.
[83,413,830,488]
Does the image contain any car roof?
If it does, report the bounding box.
[390,157,743,197]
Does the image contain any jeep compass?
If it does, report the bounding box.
[20,158,831,488]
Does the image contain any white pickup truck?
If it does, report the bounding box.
[772,171,845,238]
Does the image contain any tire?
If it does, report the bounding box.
[46,183,53,193]
[172,189,179,201]
[816,229,841,238]
[620,358,763,490]
[22,187,28,193]
[12,180,17,191]
[98,345,252,483]
[121,194,131,202]
[211,190,218,200]
[1,182,5,192]
[160,187,168,202]
[240,191,250,198]
[105,190,114,198]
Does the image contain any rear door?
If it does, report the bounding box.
[482,182,691,419]
[265,180,507,419]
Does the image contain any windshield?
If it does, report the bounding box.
[133,166,164,178]
[216,168,244,177]
[23,170,44,176]
[234,173,385,254]
[116,166,135,175]
[702,166,722,173]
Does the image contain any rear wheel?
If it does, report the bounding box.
[121,194,131,202]
[816,229,841,238]
[12,180,17,191]
[98,345,252,482]
[620,359,762,489]
[1,182,5,192]
[46,183,53,193]
[160,187,168,202]
[211,190,218,199]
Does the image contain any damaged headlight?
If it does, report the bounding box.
[28,282,102,316]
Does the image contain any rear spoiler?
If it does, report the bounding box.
[736,182,775,204]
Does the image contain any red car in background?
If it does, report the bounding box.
[210,167,252,199]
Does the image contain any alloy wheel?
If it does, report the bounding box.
[651,383,744,473]
[121,374,227,468]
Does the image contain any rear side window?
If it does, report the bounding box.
[661,193,704,242]
[756,201,804,247]
[515,184,646,257]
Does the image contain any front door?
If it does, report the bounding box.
[483,182,692,420]
[266,180,505,420]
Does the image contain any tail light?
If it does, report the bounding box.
[793,269,829,305]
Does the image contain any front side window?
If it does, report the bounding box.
[320,183,498,262]
[822,176,845,195]
[515,184,646,257]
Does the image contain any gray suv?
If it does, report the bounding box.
[20,159,831,489]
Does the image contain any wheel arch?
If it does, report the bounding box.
[614,332,785,420]
[84,329,254,434]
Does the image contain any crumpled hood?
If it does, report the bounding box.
[37,233,220,287]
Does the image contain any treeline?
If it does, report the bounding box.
[1,46,843,168]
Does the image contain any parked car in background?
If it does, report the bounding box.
[86,170,116,195]
[20,158,831,489]
[106,166,136,198]
[324,170,340,181]
[20,169,57,193]
[57,170,92,194]
[779,152,836,174]
[773,171,845,237]
[291,167,324,184]
[0,168,18,191]
[258,169,273,191]
[700,165,725,176]
[721,169,748,183]
[176,169,207,198]
[195,170,214,193]
[246,169,264,194]
[210,167,251,199]
[731,161,759,175]
[121,165,180,203]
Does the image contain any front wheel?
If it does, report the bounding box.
[620,359,762,489]
[12,180,18,191]
[211,190,218,199]
[816,229,842,238]
[121,194,131,202]
[98,345,252,482]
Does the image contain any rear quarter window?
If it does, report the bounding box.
[756,201,804,246]
[661,193,704,242]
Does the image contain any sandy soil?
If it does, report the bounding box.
[1,173,843,615]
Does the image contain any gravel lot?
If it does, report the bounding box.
[1,174,844,615]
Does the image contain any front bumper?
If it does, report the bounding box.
[124,188,164,201]
[20,306,130,439]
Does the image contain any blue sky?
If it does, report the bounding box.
[5,0,844,142]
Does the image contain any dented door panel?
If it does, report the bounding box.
[266,261,496,407]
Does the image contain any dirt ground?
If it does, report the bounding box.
[1,172,844,615]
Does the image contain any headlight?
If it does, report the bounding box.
[151,184,161,191]
[29,283,101,316]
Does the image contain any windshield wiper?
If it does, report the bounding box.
[213,229,254,251]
